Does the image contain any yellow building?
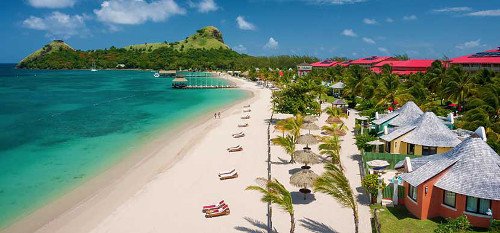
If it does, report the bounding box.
[380,112,461,156]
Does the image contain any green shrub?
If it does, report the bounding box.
[491,219,500,233]
[362,174,386,197]
[434,215,471,233]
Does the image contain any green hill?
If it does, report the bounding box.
[20,40,75,64]
[125,26,229,52]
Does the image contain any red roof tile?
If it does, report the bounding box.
[311,60,339,67]
[450,48,500,64]
[350,56,395,65]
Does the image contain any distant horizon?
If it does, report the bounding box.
[1,0,499,63]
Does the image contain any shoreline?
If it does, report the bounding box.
[1,77,256,233]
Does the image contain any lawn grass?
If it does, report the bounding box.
[371,205,491,233]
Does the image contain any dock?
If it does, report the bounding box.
[171,75,238,89]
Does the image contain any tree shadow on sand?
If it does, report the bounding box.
[288,167,302,175]
[234,217,277,233]
[299,218,339,233]
[291,191,316,204]
[271,157,290,165]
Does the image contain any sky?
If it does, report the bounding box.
[0,0,499,63]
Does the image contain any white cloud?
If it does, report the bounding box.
[378,47,389,54]
[189,0,218,13]
[94,0,185,25]
[307,0,366,5]
[22,12,88,39]
[467,9,500,16]
[28,0,76,8]
[456,39,481,49]
[236,16,256,30]
[402,15,417,20]
[432,7,472,13]
[362,37,375,44]
[264,37,278,50]
[233,44,247,53]
[385,17,394,23]
[341,29,357,37]
[363,18,377,25]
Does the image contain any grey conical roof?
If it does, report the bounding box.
[402,112,461,147]
[372,101,423,126]
[401,137,500,200]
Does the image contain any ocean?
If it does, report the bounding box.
[0,64,247,227]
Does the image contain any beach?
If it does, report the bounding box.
[3,76,372,233]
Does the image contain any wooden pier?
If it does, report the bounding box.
[172,76,238,89]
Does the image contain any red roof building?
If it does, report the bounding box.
[449,47,500,72]
[311,60,339,68]
[371,60,436,75]
[349,56,397,68]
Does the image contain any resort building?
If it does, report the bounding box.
[372,101,424,135]
[449,47,500,72]
[297,62,312,76]
[310,60,339,68]
[371,60,436,75]
[379,112,461,155]
[349,56,397,68]
[397,137,500,228]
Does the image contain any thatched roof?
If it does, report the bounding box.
[293,150,320,165]
[301,122,320,131]
[304,115,318,123]
[290,169,319,188]
[297,134,319,145]
[326,116,344,124]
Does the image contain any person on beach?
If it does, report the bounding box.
[214,113,217,119]
[218,112,221,118]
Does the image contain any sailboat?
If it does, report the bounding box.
[91,61,98,72]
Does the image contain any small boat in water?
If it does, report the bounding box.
[91,61,98,72]
[154,72,160,78]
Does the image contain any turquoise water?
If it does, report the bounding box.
[0,64,247,227]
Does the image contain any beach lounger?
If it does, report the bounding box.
[204,203,229,214]
[243,105,250,108]
[232,132,245,138]
[218,169,236,177]
[238,123,249,127]
[205,206,230,218]
[243,109,251,112]
[219,171,238,180]
[202,200,225,213]
[241,115,250,119]
[227,146,243,152]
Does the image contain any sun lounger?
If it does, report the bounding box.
[243,109,251,112]
[238,123,249,127]
[205,206,230,218]
[232,132,245,138]
[227,145,243,152]
[204,203,229,214]
[243,105,250,108]
[241,115,250,119]
[218,169,236,177]
[219,171,238,180]
[202,200,225,213]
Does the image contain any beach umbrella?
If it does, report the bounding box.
[296,134,319,149]
[366,160,390,172]
[293,150,320,169]
[290,169,319,200]
[367,140,385,152]
[301,122,320,134]
[304,115,318,123]
[326,116,343,124]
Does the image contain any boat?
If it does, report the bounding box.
[154,72,160,78]
[91,61,98,72]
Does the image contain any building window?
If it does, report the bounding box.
[407,143,415,155]
[408,184,417,202]
[443,190,456,208]
[422,146,437,155]
[466,196,491,215]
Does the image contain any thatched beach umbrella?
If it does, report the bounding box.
[293,150,320,169]
[326,116,343,124]
[304,115,318,123]
[301,122,320,134]
[290,169,319,200]
[297,134,319,150]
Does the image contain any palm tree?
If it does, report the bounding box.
[373,74,413,108]
[324,106,347,119]
[443,66,477,111]
[318,135,342,165]
[282,115,304,139]
[275,119,288,137]
[314,163,359,233]
[246,178,295,233]
[321,123,348,136]
[272,135,296,163]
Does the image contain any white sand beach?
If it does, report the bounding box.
[3,77,372,233]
